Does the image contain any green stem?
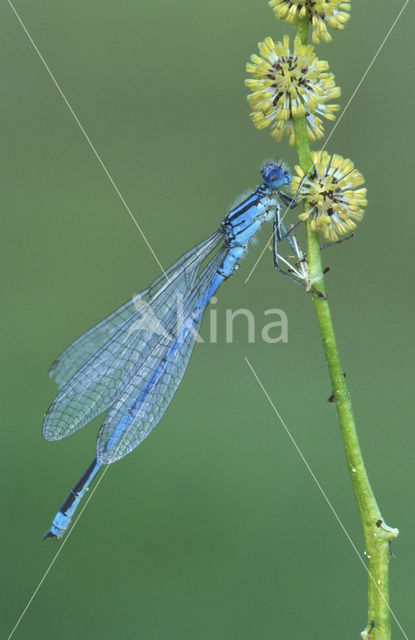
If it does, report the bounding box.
[292,17,398,640]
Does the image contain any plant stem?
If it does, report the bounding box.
[292,18,398,640]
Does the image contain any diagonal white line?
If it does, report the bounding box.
[320,0,410,154]
[7,464,112,640]
[244,356,408,640]
[8,316,195,638]
[244,231,274,284]
[7,0,168,280]
[6,1,410,637]
[244,0,410,285]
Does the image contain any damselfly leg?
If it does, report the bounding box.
[272,211,309,289]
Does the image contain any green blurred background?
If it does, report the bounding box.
[1,1,414,638]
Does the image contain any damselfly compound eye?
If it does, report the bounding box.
[261,161,291,189]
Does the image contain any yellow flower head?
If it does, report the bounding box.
[291,151,367,241]
[269,0,350,44]
[246,36,340,145]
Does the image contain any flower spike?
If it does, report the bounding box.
[269,0,351,44]
[246,36,340,145]
[291,150,367,241]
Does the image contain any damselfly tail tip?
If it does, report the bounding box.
[43,529,59,541]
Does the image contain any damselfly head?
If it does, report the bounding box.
[261,160,291,190]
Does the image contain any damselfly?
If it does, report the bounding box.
[43,160,310,539]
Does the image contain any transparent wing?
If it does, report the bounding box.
[43,231,224,441]
[96,259,223,463]
[49,298,136,389]
[49,237,222,389]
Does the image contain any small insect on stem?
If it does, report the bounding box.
[327,372,346,403]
